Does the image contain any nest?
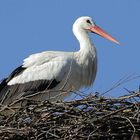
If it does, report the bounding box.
[0,91,140,140]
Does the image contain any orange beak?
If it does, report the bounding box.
[90,25,120,45]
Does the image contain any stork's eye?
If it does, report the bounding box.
[86,20,91,24]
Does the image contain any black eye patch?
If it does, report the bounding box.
[86,20,91,24]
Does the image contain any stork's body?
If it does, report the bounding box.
[0,16,119,105]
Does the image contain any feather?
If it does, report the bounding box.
[0,79,60,105]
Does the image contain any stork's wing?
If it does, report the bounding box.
[9,51,73,85]
[0,51,74,104]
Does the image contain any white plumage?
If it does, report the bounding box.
[0,16,119,104]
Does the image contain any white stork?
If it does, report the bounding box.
[0,16,119,105]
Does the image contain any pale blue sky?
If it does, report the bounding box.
[0,0,140,97]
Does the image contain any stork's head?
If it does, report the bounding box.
[73,16,120,45]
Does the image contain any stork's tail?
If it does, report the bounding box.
[0,78,7,91]
[0,78,10,104]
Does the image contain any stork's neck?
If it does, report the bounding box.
[73,27,97,87]
[73,27,95,54]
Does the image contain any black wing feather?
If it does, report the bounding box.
[0,65,25,92]
[0,65,60,105]
[6,65,26,83]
